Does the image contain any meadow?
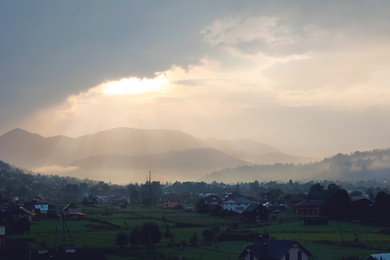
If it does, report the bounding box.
[5,203,390,260]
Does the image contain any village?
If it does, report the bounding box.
[1,173,390,259]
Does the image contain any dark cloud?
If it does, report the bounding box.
[0,1,224,124]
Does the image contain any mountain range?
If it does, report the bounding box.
[203,149,390,183]
[0,128,315,183]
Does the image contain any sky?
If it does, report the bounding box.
[1,0,390,158]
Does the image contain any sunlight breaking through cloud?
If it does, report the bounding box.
[100,75,170,96]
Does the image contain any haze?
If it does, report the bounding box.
[2,1,390,159]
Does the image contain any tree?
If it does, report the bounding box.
[129,223,162,247]
[249,180,260,193]
[78,182,88,193]
[371,191,390,223]
[115,232,128,247]
[195,198,206,213]
[139,222,162,247]
[202,228,214,245]
[64,184,81,201]
[189,232,198,246]
[129,226,141,247]
[366,187,375,200]
[326,183,340,199]
[307,183,326,200]
[130,189,140,203]
[350,190,362,198]
[268,188,283,205]
[320,188,351,220]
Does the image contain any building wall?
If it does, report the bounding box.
[243,253,259,260]
[283,246,310,260]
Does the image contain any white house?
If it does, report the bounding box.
[223,197,254,213]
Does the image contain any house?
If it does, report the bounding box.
[96,195,110,203]
[62,204,85,220]
[33,194,48,204]
[223,197,254,213]
[0,225,5,247]
[2,205,33,234]
[365,253,390,260]
[257,191,271,203]
[204,194,223,211]
[205,194,222,205]
[111,196,129,208]
[33,203,57,217]
[164,198,181,209]
[226,191,244,200]
[267,204,288,214]
[34,204,49,213]
[294,200,323,215]
[242,203,268,224]
[31,195,57,217]
[239,236,314,260]
[286,195,305,211]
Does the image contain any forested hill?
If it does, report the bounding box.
[1,152,390,205]
[0,160,101,201]
[2,148,390,199]
[0,160,12,172]
[203,149,390,183]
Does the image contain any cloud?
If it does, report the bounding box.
[202,16,296,49]
[3,1,390,158]
[198,9,390,110]
[31,165,79,174]
[99,75,170,96]
[16,33,390,145]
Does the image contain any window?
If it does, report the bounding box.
[285,252,290,260]
[298,251,302,260]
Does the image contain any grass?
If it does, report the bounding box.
[4,204,390,260]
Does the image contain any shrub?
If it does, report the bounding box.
[115,232,128,247]
[189,232,198,246]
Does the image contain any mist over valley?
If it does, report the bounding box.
[1,128,389,184]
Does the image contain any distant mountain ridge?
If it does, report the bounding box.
[0,127,315,183]
[1,128,390,184]
[202,149,390,183]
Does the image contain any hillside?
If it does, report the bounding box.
[1,147,390,184]
[202,149,390,183]
[0,128,205,167]
[69,148,251,183]
[0,128,313,183]
[201,138,315,164]
[5,128,389,184]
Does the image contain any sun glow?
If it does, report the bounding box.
[101,75,170,96]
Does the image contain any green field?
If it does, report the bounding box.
[4,203,390,260]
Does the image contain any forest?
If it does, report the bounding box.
[1,159,390,206]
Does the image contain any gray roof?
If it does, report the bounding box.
[239,239,313,259]
[366,253,390,260]
[243,203,262,213]
[224,196,253,204]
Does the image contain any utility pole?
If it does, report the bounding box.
[179,241,183,260]
[214,216,218,248]
[149,170,152,251]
